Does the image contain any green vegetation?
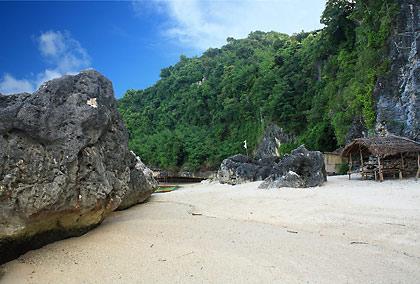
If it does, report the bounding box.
[338,163,350,175]
[119,0,398,171]
[278,142,301,156]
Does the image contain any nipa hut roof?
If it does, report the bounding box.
[341,135,420,157]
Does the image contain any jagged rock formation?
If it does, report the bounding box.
[218,146,326,188]
[217,124,294,185]
[254,124,292,160]
[375,0,420,141]
[0,70,156,264]
[117,154,158,210]
[217,154,279,185]
[345,116,368,144]
[259,146,327,189]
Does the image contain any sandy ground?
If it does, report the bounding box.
[1,175,420,284]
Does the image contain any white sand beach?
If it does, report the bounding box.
[1,175,420,283]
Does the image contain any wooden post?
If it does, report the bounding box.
[416,153,420,181]
[359,146,364,179]
[378,155,384,182]
[349,153,352,180]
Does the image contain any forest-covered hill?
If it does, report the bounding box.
[118,0,398,171]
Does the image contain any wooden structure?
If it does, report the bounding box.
[341,135,420,182]
[152,169,212,184]
[324,149,348,175]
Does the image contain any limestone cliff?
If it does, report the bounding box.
[375,0,420,141]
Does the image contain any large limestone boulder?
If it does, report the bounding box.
[217,154,278,185]
[259,146,327,189]
[218,146,327,188]
[0,70,156,264]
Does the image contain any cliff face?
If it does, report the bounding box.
[375,0,420,141]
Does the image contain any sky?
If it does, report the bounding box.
[0,0,325,98]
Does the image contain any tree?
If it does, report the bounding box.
[118,0,398,171]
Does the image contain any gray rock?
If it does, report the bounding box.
[375,0,420,141]
[118,154,158,210]
[218,146,327,188]
[259,145,327,189]
[133,153,158,188]
[0,70,156,264]
[254,124,292,160]
[217,154,278,185]
[345,116,368,144]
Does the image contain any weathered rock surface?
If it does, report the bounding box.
[0,70,156,264]
[375,0,420,141]
[259,146,327,189]
[345,116,368,144]
[218,146,326,188]
[217,154,279,185]
[117,154,158,210]
[254,124,292,160]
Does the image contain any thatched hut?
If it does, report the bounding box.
[341,135,420,181]
[324,148,348,175]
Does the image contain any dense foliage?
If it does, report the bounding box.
[119,0,398,171]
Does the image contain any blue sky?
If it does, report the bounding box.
[0,0,325,98]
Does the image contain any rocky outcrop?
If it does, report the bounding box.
[254,124,292,160]
[217,154,278,185]
[218,146,326,188]
[0,70,156,264]
[259,146,327,189]
[118,154,158,210]
[375,0,420,141]
[345,116,368,144]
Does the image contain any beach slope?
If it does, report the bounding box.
[1,176,420,283]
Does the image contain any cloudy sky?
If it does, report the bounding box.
[0,1,325,97]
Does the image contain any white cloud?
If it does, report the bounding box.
[133,0,325,50]
[36,69,63,86]
[0,74,34,94]
[0,30,90,95]
[39,31,66,57]
[38,31,90,74]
